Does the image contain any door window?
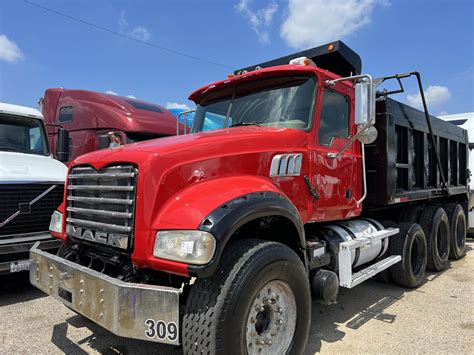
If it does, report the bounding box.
[319,91,350,146]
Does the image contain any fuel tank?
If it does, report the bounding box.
[317,219,388,270]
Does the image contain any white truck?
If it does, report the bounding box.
[0,103,67,274]
[439,112,474,233]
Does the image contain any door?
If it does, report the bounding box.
[310,85,361,221]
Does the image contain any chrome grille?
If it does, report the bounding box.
[66,165,137,250]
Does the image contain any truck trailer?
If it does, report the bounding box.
[0,103,66,274]
[41,88,179,164]
[30,41,469,354]
[439,112,474,233]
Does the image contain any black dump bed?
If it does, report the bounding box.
[365,97,469,207]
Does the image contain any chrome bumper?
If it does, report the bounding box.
[29,243,181,345]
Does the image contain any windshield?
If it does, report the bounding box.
[0,113,49,155]
[192,74,316,133]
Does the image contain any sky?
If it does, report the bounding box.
[0,0,473,116]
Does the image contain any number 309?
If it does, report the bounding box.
[145,319,178,341]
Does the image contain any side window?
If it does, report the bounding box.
[29,126,43,153]
[319,91,350,146]
[59,106,74,122]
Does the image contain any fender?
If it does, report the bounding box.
[189,191,306,278]
[151,175,283,230]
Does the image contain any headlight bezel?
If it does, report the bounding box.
[153,230,216,265]
[49,210,63,234]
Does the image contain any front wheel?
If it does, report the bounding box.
[182,239,311,355]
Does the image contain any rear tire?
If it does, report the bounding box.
[389,223,427,288]
[182,239,311,355]
[445,203,467,260]
[419,206,450,271]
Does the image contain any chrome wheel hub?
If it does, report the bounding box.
[245,280,297,354]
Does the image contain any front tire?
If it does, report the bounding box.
[182,239,311,355]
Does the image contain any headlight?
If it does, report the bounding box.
[153,231,216,265]
[49,211,63,234]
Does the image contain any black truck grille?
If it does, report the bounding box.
[66,165,137,251]
[0,184,64,237]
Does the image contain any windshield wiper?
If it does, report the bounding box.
[230,121,261,127]
[0,146,26,153]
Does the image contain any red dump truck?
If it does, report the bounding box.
[30,41,469,354]
[41,89,178,163]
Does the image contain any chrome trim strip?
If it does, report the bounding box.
[67,196,133,205]
[68,173,136,179]
[66,217,132,233]
[67,207,132,219]
[67,185,134,191]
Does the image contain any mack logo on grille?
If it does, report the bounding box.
[67,225,129,249]
[66,164,137,251]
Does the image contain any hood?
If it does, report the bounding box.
[71,126,308,169]
[0,152,67,183]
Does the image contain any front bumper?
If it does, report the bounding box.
[0,234,61,274]
[29,243,181,345]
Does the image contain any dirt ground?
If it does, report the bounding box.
[1,241,473,354]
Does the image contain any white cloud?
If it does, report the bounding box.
[236,0,278,43]
[281,0,387,49]
[126,94,137,99]
[119,11,151,42]
[406,86,452,109]
[0,34,24,63]
[128,26,150,42]
[165,102,192,110]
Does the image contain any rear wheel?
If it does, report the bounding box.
[182,239,311,355]
[389,223,427,288]
[419,206,450,271]
[445,203,467,260]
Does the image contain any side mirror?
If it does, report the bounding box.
[355,82,372,125]
[56,128,70,162]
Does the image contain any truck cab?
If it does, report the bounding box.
[30,42,469,354]
[0,103,66,274]
[41,89,179,164]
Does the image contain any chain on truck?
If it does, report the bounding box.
[30,41,470,354]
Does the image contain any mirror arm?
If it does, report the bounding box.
[176,109,196,135]
[327,123,371,159]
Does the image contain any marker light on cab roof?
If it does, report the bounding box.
[289,56,317,67]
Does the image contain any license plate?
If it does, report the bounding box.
[10,260,31,273]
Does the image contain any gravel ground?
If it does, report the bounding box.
[1,241,473,354]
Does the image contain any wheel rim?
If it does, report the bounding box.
[455,214,466,250]
[245,280,297,355]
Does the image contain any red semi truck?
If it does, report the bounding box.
[30,41,469,354]
[40,88,178,163]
